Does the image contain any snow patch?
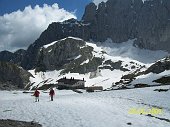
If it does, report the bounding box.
[80,59,89,65]
[43,37,83,48]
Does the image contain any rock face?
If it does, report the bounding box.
[0,62,32,90]
[1,0,170,70]
[0,49,26,65]
[135,0,170,51]
[36,37,86,71]
[82,0,170,51]
[145,56,170,74]
[35,37,104,74]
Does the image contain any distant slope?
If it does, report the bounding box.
[0,61,32,90]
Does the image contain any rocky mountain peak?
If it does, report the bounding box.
[82,2,97,23]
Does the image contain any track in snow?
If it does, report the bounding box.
[0,86,170,127]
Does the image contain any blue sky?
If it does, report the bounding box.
[0,0,92,20]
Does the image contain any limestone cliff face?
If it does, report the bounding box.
[82,0,170,51]
[135,0,170,52]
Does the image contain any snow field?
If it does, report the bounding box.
[0,85,170,127]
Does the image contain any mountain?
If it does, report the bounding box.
[82,0,170,51]
[0,61,32,90]
[27,37,168,90]
[0,49,26,65]
[4,0,167,70]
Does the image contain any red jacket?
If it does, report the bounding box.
[49,89,55,96]
[34,90,40,97]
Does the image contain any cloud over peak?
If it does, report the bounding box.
[0,3,76,52]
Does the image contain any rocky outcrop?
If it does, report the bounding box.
[145,56,170,74]
[116,56,170,86]
[35,37,105,74]
[0,49,26,65]
[0,62,32,90]
[36,37,86,71]
[0,119,42,127]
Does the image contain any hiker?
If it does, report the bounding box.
[33,89,40,102]
[49,88,55,101]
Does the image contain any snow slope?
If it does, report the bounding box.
[0,85,170,127]
[97,38,168,64]
[131,70,170,86]
[28,37,169,90]
[28,69,126,90]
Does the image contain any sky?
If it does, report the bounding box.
[0,0,107,52]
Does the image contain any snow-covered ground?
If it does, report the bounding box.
[0,86,170,127]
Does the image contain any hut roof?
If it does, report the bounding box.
[57,78,85,85]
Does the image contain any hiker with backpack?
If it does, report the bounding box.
[33,89,40,102]
[49,88,55,101]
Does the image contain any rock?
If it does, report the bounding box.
[0,119,42,127]
[82,3,97,22]
[35,37,86,71]
[35,37,104,74]
[145,56,170,74]
[0,61,32,90]
[89,69,102,79]
[127,122,132,125]
[153,76,170,84]
[0,49,26,65]
[135,0,170,52]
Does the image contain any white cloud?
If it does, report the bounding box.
[0,3,76,52]
[92,0,108,5]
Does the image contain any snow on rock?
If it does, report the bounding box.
[93,0,108,6]
[28,70,62,90]
[131,70,170,86]
[80,59,89,65]
[43,36,83,48]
